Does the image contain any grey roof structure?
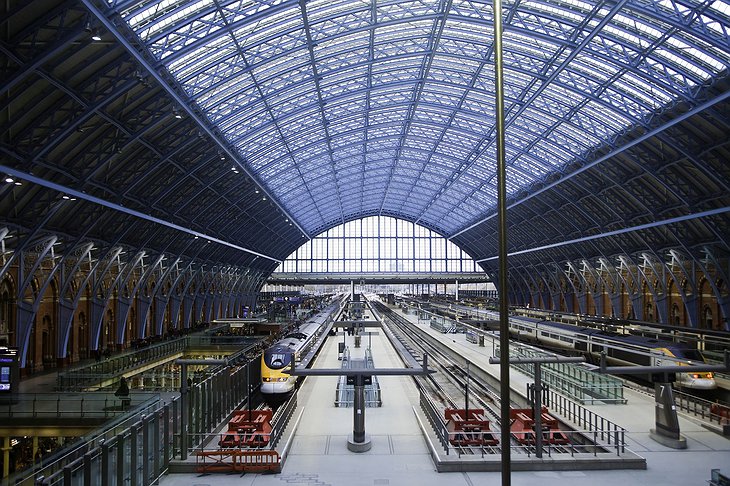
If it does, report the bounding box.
[1,0,729,287]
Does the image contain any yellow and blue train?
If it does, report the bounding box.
[260,320,323,400]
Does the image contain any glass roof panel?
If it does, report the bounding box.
[111,0,730,237]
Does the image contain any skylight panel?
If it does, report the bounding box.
[442,18,492,44]
[168,36,238,78]
[314,30,370,57]
[128,0,215,38]
[522,0,587,23]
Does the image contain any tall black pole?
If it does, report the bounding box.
[493,0,511,483]
[465,360,470,418]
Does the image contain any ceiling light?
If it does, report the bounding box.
[91,29,102,41]
[262,196,267,201]
[4,177,14,183]
[173,110,182,119]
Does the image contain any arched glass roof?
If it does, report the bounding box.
[109,0,729,238]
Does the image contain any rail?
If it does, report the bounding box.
[546,389,625,452]
[270,394,298,449]
[673,389,730,431]
[419,388,628,457]
[12,357,261,486]
[334,349,382,407]
[56,338,188,391]
[495,343,626,404]
[419,388,450,454]
[56,335,259,392]
[0,392,157,419]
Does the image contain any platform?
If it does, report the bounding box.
[158,305,730,486]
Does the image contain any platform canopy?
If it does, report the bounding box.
[1,0,729,279]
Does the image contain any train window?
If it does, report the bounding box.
[269,353,286,366]
[681,349,704,361]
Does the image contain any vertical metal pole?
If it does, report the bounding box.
[493,0,510,482]
[130,423,138,486]
[162,405,170,469]
[180,363,188,460]
[83,451,92,486]
[100,439,109,485]
[534,362,543,458]
[116,433,125,486]
[353,377,366,443]
[465,360,470,418]
[247,362,252,414]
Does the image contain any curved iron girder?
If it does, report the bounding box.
[565,261,590,315]
[0,163,281,264]
[580,259,607,316]
[14,235,58,367]
[694,246,730,330]
[83,0,308,240]
[453,90,730,240]
[598,256,632,318]
[55,241,95,359]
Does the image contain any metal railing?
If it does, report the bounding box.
[334,349,382,407]
[496,343,626,404]
[0,392,157,419]
[9,357,261,486]
[674,389,730,429]
[56,339,189,391]
[418,387,627,457]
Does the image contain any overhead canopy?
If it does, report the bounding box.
[1,0,729,278]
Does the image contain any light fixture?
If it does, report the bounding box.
[173,109,182,119]
[62,195,77,201]
[4,177,14,183]
[254,188,259,194]
[262,196,267,201]
[91,29,102,42]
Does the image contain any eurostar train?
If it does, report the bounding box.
[508,317,716,390]
[260,319,324,401]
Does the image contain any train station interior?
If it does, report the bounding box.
[1,0,729,485]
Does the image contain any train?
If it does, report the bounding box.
[507,317,716,390]
[260,318,325,400]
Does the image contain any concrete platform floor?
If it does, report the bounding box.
[159,325,730,486]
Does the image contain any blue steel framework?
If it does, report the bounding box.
[0,0,728,373]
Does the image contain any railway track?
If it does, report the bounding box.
[370,299,607,456]
[371,300,515,454]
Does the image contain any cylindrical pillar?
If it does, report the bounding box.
[534,362,543,458]
[353,384,365,443]
[2,436,10,478]
[347,375,372,452]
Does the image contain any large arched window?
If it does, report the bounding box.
[274,216,480,274]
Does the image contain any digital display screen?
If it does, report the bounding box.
[0,366,10,383]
